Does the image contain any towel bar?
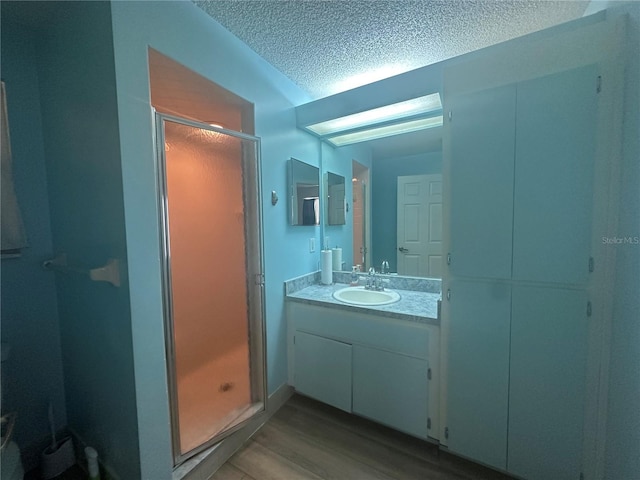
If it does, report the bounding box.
[43,253,120,287]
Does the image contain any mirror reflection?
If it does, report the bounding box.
[288,158,320,226]
[326,171,346,225]
[369,151,442,278]
[329,145,442,279]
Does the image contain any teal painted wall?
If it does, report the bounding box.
[371,151,442,272]
[605,4,640,479]
[2,2,637,479]
[109,1,324,476]
[0,14,67,466]
[35,2,140,478]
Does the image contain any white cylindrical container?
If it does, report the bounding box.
[85,446,100,480]
[321,250,333,285]
[331,247,342,271]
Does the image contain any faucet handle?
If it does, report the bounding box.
[369,267,376,275]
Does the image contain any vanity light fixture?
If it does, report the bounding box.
[305,93,442,136]
[327,115,443,147]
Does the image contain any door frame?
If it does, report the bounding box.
[352,160,371,270]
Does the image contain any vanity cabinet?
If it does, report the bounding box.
[288,302,434,440]
[352,345,428,439]
[294,331,352,412]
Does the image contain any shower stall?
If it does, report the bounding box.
[155,112,265,465]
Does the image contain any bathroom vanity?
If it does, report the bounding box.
[286,275,441,442]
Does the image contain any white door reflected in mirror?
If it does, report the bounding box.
[397,174,442,277]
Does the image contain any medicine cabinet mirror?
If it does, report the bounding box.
[288,158,320,226]
[326,172,346,226]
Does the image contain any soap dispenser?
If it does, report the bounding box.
[350,266,360,286]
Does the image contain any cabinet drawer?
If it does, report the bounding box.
[290,302,428,359]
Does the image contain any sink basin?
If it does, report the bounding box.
[332,286,400,306]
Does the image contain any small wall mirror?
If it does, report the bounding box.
[288,158,320,226]
[326,171,346,225]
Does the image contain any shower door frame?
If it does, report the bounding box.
[154,112,267,466]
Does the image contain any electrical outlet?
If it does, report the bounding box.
[309,238,315,253]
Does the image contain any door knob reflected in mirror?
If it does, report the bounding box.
[398,247,409,253]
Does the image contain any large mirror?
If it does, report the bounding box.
[369,152,442,278]
[326,171,346,225]
[314,111,443,278]
[288,158,320,226]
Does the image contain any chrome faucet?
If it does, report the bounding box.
[366,267,385,291]
[366,267,376,290]
[381,260,389,275]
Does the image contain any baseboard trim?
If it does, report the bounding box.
[174,383,294,480]
[267,383,295,415]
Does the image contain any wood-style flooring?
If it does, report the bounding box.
[211,394,514,480]
[26,394,513,480]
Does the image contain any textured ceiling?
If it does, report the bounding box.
[193,0,589,100]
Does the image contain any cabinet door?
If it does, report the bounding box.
[448,84,516,279]
[294,331,352,412]
[512,64,597,285]
[446,279,511,470]
[352,345,428,439]
[508,286,588,480]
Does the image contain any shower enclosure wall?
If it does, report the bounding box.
[155,112,265,465]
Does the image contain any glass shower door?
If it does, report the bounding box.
[155,113,265,465]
